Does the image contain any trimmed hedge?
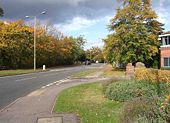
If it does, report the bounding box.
[135,68,170,83]
[159,70,170,83]
[105,80,170,102]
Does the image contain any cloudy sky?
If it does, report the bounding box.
[0,0,170,49]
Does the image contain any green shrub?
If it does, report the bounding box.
[160,94,170,123]
[102,77,130,92]
[102,79,115,93]
[121,97,162,123]
[105,81,170,102]
[121,96,170,123]
[135,115,166,123]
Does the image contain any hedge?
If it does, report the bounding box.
[135,68,170,83]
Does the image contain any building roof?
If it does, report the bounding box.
[159,30,170,37]
[163,31,170,34]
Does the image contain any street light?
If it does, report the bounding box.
[25,11,46,71]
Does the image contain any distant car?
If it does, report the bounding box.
[87,61,91,65]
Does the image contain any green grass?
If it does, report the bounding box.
[71,69,98,78]
[102,70,125,77]
[0,69,46,77]
[102,65,125,77]
[54,83,122,123]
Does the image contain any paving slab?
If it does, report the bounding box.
[37,117,62,123]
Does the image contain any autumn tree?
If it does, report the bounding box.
[0,20,86,69]
[104,0,163,67]
[0,20,34,68]
[86,47,104,63]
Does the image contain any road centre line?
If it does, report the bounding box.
[43,73,60,77]
[15,77,37,82]
[49,69,66,72]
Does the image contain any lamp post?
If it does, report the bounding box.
[25,11,46,71]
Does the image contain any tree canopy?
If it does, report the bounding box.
[0,20,86,69]
[104,0,163,67]
[86,47,104,63]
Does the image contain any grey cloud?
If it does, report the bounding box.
[1,0,117,24]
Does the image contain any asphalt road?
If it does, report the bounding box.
[0,63,103,110]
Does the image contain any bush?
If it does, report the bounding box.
[105,81,170,102]
[101,77,130,92]
[159,70,170,83]
[135,68,158,82]
[135,68,170,83]
[121,96,170,123]
[160,94,170,123]
[121,97,164,123]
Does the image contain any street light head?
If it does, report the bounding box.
[25,16,30,18]
[41,11,46,15]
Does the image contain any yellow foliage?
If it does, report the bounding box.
[135,68,170,83]
[159,70,170,83]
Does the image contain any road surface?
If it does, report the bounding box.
[0,64,103,110]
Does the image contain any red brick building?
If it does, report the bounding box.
[159,31,170,68]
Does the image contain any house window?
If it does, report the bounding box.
[164,58,170,67]
[162,36,170,45]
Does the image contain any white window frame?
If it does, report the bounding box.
[164,57,170,67]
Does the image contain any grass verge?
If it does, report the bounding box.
[71,69,98,78]
[0,69,46,77]
[54,82,122,123]
[102,64,125,77]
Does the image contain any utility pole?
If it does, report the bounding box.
[26,11,46,70]
[33,16,37,71]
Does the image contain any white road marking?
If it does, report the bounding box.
[50,69,66,72]
[56,81,64,85]
[48,83,53,86]
[15,77,37,82]
[43,73,60,77]
[46,84,50,87]
[41,78,71,89]
[41,86,46,89]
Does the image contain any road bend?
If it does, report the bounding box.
[0,64,103,110]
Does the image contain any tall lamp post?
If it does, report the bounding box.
[26,11,46,71]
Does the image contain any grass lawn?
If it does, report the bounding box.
[0,69,46,77]
[71,69,98,78]
[102,65,125,77]
[54,83,122,123]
